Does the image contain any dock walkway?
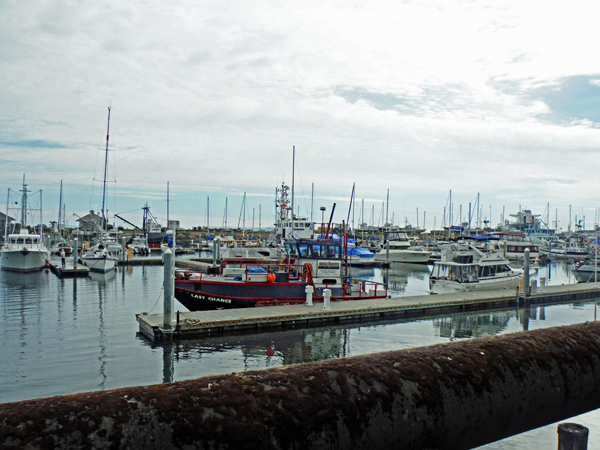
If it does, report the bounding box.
[136,282,600,340]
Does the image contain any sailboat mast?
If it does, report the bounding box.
[291,146,295,237]
[101,107,111,231]
[20,174,28,226]
[58,180,63,232]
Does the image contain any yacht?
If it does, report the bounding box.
[2,176,49,272]
[539,238,589,260]
[429,244,522,294]
[572,258,600,283]
[1,230,48,272]
[374,231,431,264]
[487,233,540,264]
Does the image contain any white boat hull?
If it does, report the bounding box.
[81,255,116,273]
[374,250,432,264]
[1,249,48,272]
[429,274,522,294]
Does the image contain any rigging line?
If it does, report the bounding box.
[146,286,165,314]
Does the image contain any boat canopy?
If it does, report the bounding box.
[464,235,499,241]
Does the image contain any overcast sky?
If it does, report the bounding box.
[2,0,600,231]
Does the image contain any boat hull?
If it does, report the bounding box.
[429,274,521,294]
[174,278,383,311]
[374,250,432,264]
[1,249,47,272]
[80,255,116,273]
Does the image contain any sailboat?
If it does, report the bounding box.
[80,107,119,273]
[1,175,49,272]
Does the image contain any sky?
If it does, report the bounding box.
[2,0,600,232]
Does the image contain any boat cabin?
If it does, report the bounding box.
[6,230,44,249]
[283,238,343,279]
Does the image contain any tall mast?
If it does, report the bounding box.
[58,180,63,231]
[206,196,209,229]
[167,182,170,225]
[291,146,295,237]
[385,189,389,228]
[310,183,314,226]
[101,107,111,231]
[20,174,29,226]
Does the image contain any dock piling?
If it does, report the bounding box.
[73,238,78,268]
[558,423,589,450]
[305,285,314,306]
[323,288,331,311]
[523,248,530,297]
[161,248,174,335]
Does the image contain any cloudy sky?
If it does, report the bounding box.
[2,0,600,231]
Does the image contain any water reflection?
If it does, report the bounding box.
[148,301,592,384]
[381,262,431,295]
[1,269,48,288]
[89,269,116,285]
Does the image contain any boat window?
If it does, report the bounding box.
[298,244,311,257]
[330,246,340,259]
[479,266,490,277]
[449,266,461,281]
[285,243,298,257]
[312,245,326,258]
[460,265,478,283]
[489,266,496,276]
[16,238,24,245]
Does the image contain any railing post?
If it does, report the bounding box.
[558,423,588,450]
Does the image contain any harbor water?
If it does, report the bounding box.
[0,258,598,449]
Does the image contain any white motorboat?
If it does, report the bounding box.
[487,233,540,264]
[126,235,150,255]
[219,238,281,260]
[1,230,48,272]
[539,238,589,260]
[2,176,49,272]
[80,244,116,273]
[429,244,522,294]
[572,259,600,283]
[374,232,431,264]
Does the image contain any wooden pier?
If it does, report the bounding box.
[136,282,600,340]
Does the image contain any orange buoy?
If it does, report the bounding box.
[267,273,276,283]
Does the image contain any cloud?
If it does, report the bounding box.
[2,0,600,228]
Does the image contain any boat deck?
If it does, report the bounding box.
[137,282,600,341]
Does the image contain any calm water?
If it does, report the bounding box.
[0,258,598,449]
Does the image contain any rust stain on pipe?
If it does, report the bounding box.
[2,321,600,449]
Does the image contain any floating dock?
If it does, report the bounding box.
[48,263,90,278]
[136,282,600,340]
